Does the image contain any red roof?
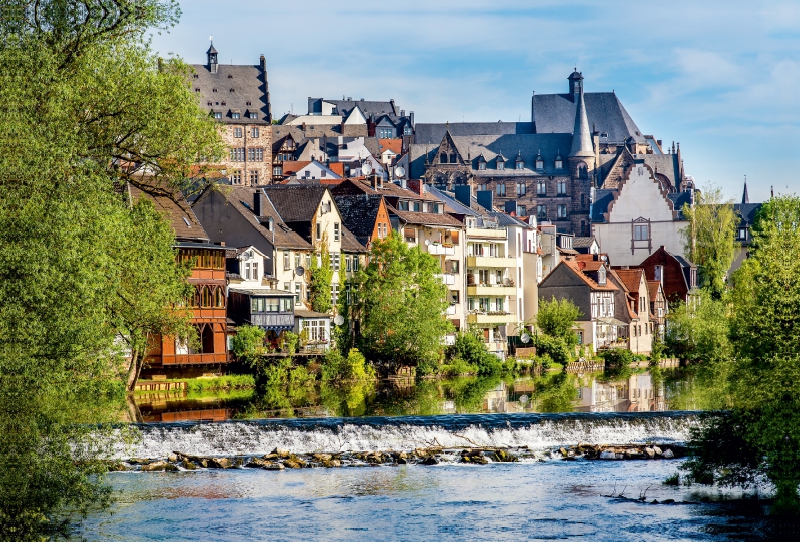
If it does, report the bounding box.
[281,161,311,174]
[562,261,617,291]
[378,138,402,155]
[613,268,645,294]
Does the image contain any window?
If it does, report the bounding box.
[537,205,547,219]
[497,160,504,171]
[252,261,260,279]
[273,166,283,176]
[516,160,524,170]
[450,260,459,273]
[250,112,258,119]
[557,204,567,218]
[578,164,588,179]
[451,290,459,304]
[232,112,240,119]
[316,223,322,241]
[249,170,259,184]
[634,223,649,241]
[738,227,747,240]
[334,222,340,242]
[231,170,242,184]
[251,127,260,138]
[213,112,222,119]
[518,205,527,216]
[598,267,607,285]
[353,256,359,271]
[581,194,586,207]
[478,183,487,192]
[378,127,394,138]
[332,253,340,271]
[404,125,412,135]
[450,153,457,163]
[557,181,567,195]
[413,202,421,212]
[654,265,663,282]
[233,127,243,138]
[404,227,416,243]
[230,148,245,161]
[555,157,563,169]
[346,255,352,272]
[517,182,526,196]
[478,162,486,170]
[496,183,506,197]
[244,262,251,280]
[302,319,327,342]
[331,283,339,305]
[248,148,264,161]
[496,297,504,312]
[535,158,544,169]
[537,181,546,195]
[283,251,290,271]
[440,153,448,163]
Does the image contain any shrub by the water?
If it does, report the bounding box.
[321,349,376,382]
[446,331,503,375]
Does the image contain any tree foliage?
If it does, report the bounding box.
[0,1,222,533]
[354,231,453,370]
[664,291,731,363]
[683,196,800,513]
[681,184,739,298]
[445,329,503,375]
[535,297,582,346]
[307,233,333,314]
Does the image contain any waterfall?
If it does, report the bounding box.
[117,412,702,459]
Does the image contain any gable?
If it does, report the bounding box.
[605,163,677,223]
[343,106,367,125]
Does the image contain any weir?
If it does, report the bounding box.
[121,411,701,459]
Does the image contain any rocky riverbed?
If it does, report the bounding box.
[109,443,685,472]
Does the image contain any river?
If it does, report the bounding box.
[77,370,789,540]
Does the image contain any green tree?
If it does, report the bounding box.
[446,329,503,375]
[536,297,581,346]
[681,184,739,298]
[307,233,333,313]
[683,196,800,514]
[663,291,731,363]
[0,1,222,533]
[230,325,266,364]
[354,231,453,370]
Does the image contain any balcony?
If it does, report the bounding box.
[467,311,516,325]
[446,304,458,316]
[467,285,516,296]
[466,256,516,268]
[435,273,456,286]
[428,243,455,256]
[467,227,507,240]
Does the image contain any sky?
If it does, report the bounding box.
[151,0,800,202]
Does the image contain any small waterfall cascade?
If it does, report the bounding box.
[118,412,701,460]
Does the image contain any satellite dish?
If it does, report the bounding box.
[520,333,531,344]
[334,315,344,326]
[424,240,430,246]
[295,266,305,277]
[394,165,406,178]
[519,394,529,405]
[361,162,372,176]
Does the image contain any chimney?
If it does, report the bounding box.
[259,54,266,72]
[409,111,415,126]
[476,190,493,211]
[254,189,264,216]
[407,179,422,195]
[454,185,472,207]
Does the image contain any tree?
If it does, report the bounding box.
[663,291,731,364]
[230,325,266,364]
[307,233,333,314]
[354,231,453,370]
[683,196,800,514]
[0,2,222,533]
[446,329,503,375]
[681,184,739,298]
[535,297,582,346]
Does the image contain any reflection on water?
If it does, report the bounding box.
[133,368,722,422]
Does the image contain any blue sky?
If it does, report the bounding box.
[151,0,800,202]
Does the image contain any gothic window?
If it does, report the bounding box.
[450,153,457,163]
[578,164,588,179]
[440,153,448,163]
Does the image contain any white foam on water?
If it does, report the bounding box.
[116,413,700,459]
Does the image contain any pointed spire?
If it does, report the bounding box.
[569,85,594,158]
[742,176,750,204]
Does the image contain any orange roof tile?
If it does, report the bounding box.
[613,268,645,294]
[281,161,311,174]
[378,138,403,155]
[562,260,618,291]
[328,163,346,177]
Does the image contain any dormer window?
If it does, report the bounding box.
[555,154,563,169]
[440,153,448,164]
[249,112,258,119]
[231,112,240,119]
[404,125,412,135]
[598,266,606,285]
[516,160,524,170]
[535,152,544,169]
[479,162,486,170]
[213,111,222,119]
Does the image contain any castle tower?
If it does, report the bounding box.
[568,73,596,236]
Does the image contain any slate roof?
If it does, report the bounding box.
[636,153,682,189]
[671,253,696,270]
[573,236,597,249]
[425,186,481,217]
[591,189,616,222]
[733,203,762,226]
[667,191,692,219]
[127,182,209,243]
[390,207,464,227]
[414,122,534,145]
[312,98,398,118]
[488,211,531,228]
[225,187,312,250]
[261,185,328,222]
[190,62,270,124]
[532,92,644,144]
[334,195,383,246]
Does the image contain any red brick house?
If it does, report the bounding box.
[639,246,697,305]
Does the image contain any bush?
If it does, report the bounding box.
[600,348,635,369]
[439,357,477,377]
[446,331,503,375]
[186,374,255,393]
[531,334,572,366]
[321,348,376,382]
[230,325,266,363]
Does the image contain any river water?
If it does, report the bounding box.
[77,370,788,540]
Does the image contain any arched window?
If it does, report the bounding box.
[449,153,457,163]
[214,287,225,308]
[202,286,212,307]
[578,164,588,179]
[440,153,448,164]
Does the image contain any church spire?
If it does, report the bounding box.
[569,80,593,158]
[742,176,750,204]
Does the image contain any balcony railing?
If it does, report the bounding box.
[467,285,516,296]
[428,243,455,256]
[466,256,515,268]
[435,273,456,285]
[466,311,516,325]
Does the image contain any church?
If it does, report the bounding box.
[409,71,693,238]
